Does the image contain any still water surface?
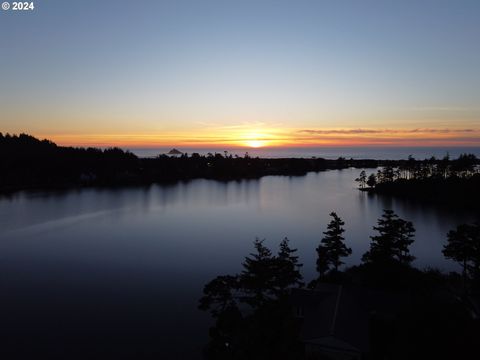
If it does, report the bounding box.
[0,169,475,358]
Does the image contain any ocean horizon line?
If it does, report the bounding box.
[125,146,480,160]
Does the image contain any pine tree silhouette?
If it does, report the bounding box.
[362,210,415,265]
[316,212,352,273]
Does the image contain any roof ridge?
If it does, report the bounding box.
[330,284,343,335]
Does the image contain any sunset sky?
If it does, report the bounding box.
[1,0,479,149]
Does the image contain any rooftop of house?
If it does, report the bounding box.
[290,283,413,354]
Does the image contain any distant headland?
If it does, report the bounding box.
[167,148,183,155]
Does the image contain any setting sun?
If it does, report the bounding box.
[241,131,271,148]
[244,139,266,148]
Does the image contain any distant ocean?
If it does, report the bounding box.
[128,147,480,160]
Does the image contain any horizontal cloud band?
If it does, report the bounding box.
[298,128,475,135]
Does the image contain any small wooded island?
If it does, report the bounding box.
[354,154,480,209]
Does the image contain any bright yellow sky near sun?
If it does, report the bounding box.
[30,121,480,149]
[3,96,480,149]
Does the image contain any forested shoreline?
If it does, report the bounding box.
[355,154,480,209]
[0,133,395,193]
[2,134,479,206]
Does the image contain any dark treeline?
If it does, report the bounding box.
[0,133,139,191]
[0,133,355,191]
[0,133,377,192]
[355,154,480,209]
[199,211,480,359]
[0,133,441,193]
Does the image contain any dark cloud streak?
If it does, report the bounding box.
[298,128,475,135]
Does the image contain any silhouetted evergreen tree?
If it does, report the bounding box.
[198,238,304,359]
[377,165,395,183]
[362,210,415,266]
[367,173,377,188]
[355,170,367,189]
[443,223,480,288]
[200,237,306,313]
[452,154,478,177]
[240,239,277,307]
[272,238,304,297]
[315,245,330,278]
[198,275,240,317]
[316,212,351,273]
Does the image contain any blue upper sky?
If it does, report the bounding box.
[1,0,479,147]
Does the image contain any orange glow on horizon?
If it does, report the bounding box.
[36,126,480,149]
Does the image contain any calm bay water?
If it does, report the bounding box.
[0,169,476,358]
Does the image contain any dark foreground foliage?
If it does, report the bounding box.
[201,211,480,359]
[344,264,479,360]
[199,239,304,359]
